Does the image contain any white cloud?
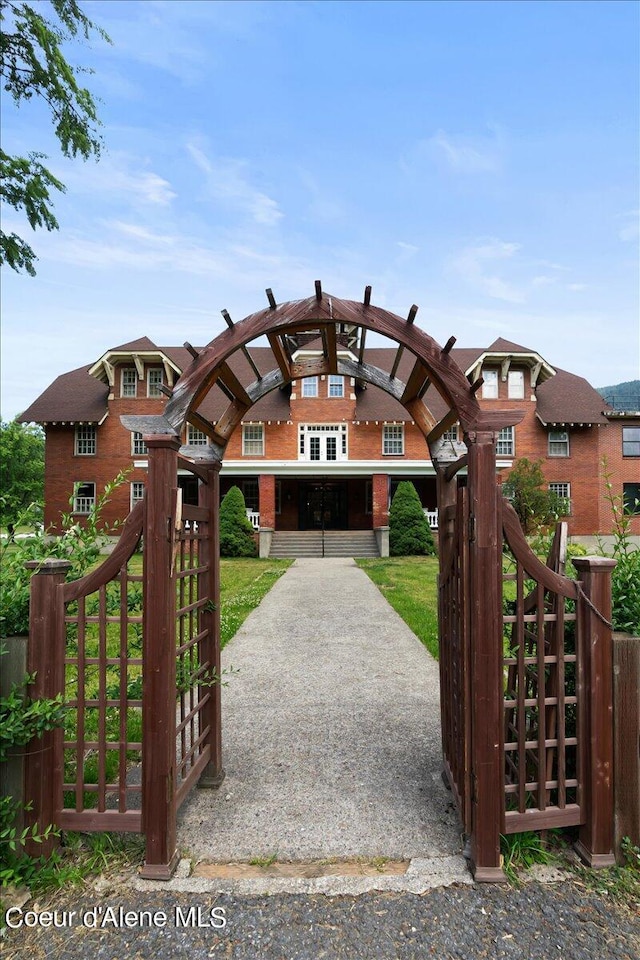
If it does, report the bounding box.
[61,152,176,206]
[424,126,505,175]
[453,238,525,303]
[186,140,283,226]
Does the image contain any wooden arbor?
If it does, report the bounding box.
[24,283,615,882]
[125,283,528,880]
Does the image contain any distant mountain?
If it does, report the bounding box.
[597,380,640,412]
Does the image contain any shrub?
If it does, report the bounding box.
[389,481,436,556]
[502,458,567,536]
[598,458,640,636]
[219,486,257,557]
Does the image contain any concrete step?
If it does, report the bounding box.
[269,531,379,558]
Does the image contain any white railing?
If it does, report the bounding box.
[246,510,260,530]
[423,508,438,529]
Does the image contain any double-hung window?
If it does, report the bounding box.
[328,375,344,397]
[482,369,499,399]
[147,368,164,397]
[382,424,404,456]
[73,481,96,514]
[75,425,96,456]
[242,424,264,456]
[508,370,525,399]
[496,426,514,456]
[132,432,148,456]
[549,482,571,515]
[302,377,318,398]
[187,425,208,446]
[130,481,145,507]
[548,430,570,457]
[622,427,640,457]
[121,368,137,398]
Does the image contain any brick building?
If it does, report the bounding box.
[19,334,639,551]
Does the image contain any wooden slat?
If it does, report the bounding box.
[325,322,338,372]
[217,362,251,407]
[389,344,404,379]
[214,398,250,441]
[401,358,429,404]
[268,332,292,379]
[363,285,371,306]
[427,409,459,446]
[266,288,277,309]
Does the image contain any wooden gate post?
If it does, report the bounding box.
[23,558,71,857]
[465,430,506,881]
[573,556,616,868]
[198,461,225,788]
[140,434,181,879]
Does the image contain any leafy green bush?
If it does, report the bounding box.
[219,486,257,557]
[599,459,640,636]
[0,472,127,637]
[389,481,436,557]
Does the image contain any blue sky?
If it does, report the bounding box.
[2,0,638,420]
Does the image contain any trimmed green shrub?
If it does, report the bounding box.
[219,486,257,557]
[389,481,436,556]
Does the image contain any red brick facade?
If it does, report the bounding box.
[22,338,638,541]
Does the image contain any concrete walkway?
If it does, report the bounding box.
[177,558,464,877]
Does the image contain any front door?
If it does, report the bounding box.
[299,481,347,530]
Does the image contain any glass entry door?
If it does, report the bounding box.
[299,481,348,530]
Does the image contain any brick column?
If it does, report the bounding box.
[372,473,389,528]
[259,474,276,529]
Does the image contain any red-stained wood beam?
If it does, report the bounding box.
[267,332,292,380]
[363,285,372,307]
[217,361,251,407]
[186,409,228,448]
[315,279,322,301]
[401,357,430,404]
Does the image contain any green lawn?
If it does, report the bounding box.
[219,557,292,647]
[356,556,440,659]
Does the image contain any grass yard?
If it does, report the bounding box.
[219,557,292,647]
[356,556,440,659]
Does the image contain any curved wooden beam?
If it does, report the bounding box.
[63,500,144,603]
[502,499,578,600]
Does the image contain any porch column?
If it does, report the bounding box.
[23,559,71,858]
[372,473,389,528]
[259,474,276,529]
[140,434,181,880]
[465,429,506,882]
[198,461,225,788]
[573,557,616,868]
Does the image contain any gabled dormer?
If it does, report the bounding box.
[465,338,555,400]
[88,337,182,400]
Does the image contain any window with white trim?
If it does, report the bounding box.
[442,424,458,442]
[187,425,208,446]
[496,426,514,456]
[75,425,96,455]
[132,432,148,456]
[120,367,137,398]
[482,369,499,399]
[549,482,571,515]
[131,481,145,507]
[328,375,344,397]
[382,423,404,456]
[302,377,318,397]
[73,481,95,514]
[622,427,640,457]
[242,423,264,456]
[147,367,164,397]
[548,430,570,457]
[508,370,525,399]
[299,424,348,461]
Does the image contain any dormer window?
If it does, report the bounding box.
[147,368,164,397]
[482,369,499,399]
[507,370,524,399]
[121,368,137,398]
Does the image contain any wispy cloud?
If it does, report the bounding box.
[429,128,504,174]
[60,152,176,206]
[453,238,525,302]
[186,140,283,226]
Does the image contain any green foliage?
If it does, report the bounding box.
[599,459,640,635]
[219,486,257,558]
[502,458,566,535]
[0,420,45,525]
[0,0,110,275]
[0,471,127,637]
[500,831,557,885]
[219,558,291,646]
[389,481,436,557]
[357,556,439,658]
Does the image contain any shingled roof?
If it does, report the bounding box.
[19,338,609,427]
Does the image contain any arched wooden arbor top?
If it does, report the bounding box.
[125,283,521,460]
